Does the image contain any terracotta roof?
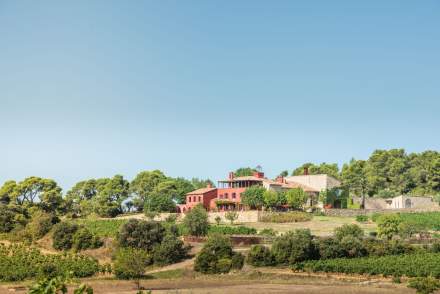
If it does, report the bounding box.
[186,187,217,195]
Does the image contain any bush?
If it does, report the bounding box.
[356,215,368,223]
[225,211,239,225]
[231,252,245,270]
[316,237,343,259]
[72,227,103,251]
[183,204,209,236]
[246,245,275,266]
[339,235,367,258]
[0,205,19,233]
[258,228,277,236]
[52,222,79,250]
[152,234,188,266]
[260,212,312,223]
[113,247,152,280]
[399,222,426,239]
[208,225,257,235]
[117,219,165,251]
[26,212,59,240]
[377,214,402,240]
[215,216,221,225]
[334,224,364,241]
[194,234,242,274]
[271,229,317,265]
[408,277,440,294]
[363,238,414,257]
[216,258,232,273]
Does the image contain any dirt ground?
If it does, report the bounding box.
[243,216,377,236]
[0,276,415,294]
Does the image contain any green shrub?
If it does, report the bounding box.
[216,258,232,273]
[408,277,440,294]
[52,222,102,251]
[152,234,188,266]
[334,224,364,240]
[113,247,152,280]
[72,227,103,251]
[258,228,277,236]
[271,229,318,265]
[194,234,241,274]
[208,225,257,235]
[231,252,245,270]
[246,245,275,266]
[117,219,165,251]
[339,235,367,258]
[52,222,79,250]
[317,237,343,259]
[260,212,312,223]
[377,214,402,240]
[183,204,209,236]
[356,215,368,223]
[215,216,222,225]
[26,212,59,240]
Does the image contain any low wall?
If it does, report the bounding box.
[208,210,260,223]
[324,207,440,217]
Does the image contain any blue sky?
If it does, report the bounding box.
[1,0,439,190]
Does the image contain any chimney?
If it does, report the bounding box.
[304,167,309,175]
[276,176,284,183]
[253,171,265,179]
[206,183,212,188]
[228,172,235,180]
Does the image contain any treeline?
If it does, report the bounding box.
[0,170,214,223]
[291,149,440,198]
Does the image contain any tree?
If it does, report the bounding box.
[292,163,340,179]
[65,179,98,216]
[279,170,289,177]
[152,234,188,266]
[194,234,243,274]
[285,188,308,210]
[117,219,165,251]
[10,177,63,213]
[183,204,209,236]
[234,167,257,177]
[240,186,265,209]
[377,214,402,240]
[271,229,317,265]
[130,170,167,211]
[191,178,215,189]
[144,192,176,213]
[341,159,368,208]
[94,175,129,217]
[225,211,238,225]
[113,247,152,282]
[154,178,193,205]
[0,180,16,205]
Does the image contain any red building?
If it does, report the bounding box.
[178,171,266,213]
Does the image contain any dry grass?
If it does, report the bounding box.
[243,215,377,236]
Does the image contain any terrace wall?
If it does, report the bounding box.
[324,207,440,217]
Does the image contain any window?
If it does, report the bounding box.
[219,194,223,199]
[188,197,191,202]
[225,193,228,199]
[198,196,201,202]
[193,196,196,202]
[232,193,236,199]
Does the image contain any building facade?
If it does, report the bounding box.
[178,170,341,213]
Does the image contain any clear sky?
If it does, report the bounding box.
[1,0,439,190]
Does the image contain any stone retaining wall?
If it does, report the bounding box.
[324,207,440,217]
